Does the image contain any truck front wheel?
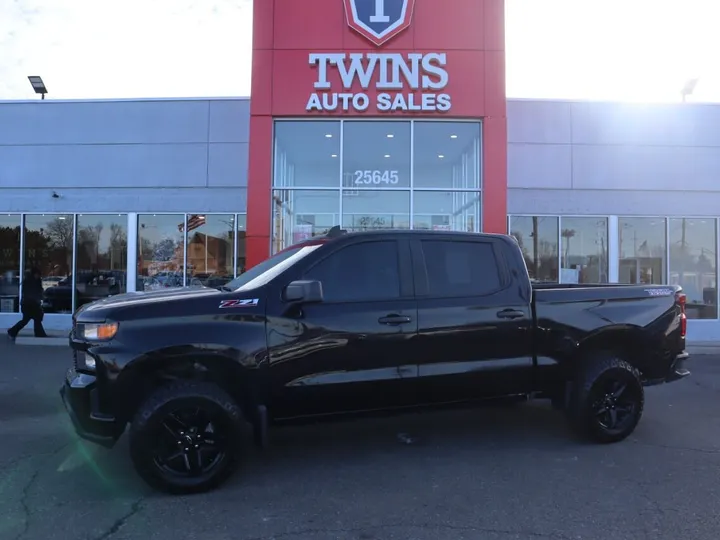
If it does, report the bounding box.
[128,381,246,494]
[568,354,644,444]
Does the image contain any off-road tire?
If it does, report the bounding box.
[128,381,246,494]
[567,353,644,444]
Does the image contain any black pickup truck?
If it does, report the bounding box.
[61,228,690,494]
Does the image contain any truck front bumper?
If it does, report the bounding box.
[645,352,690,386]
[60,369,125,448]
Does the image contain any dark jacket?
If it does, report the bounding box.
[21,272,44,304]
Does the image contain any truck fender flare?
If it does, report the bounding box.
[114,348,264,424]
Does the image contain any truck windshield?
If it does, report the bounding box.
[222,244,323,292]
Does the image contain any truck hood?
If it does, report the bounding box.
[77,287,222,317]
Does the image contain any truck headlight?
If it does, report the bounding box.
[83,322,119,341]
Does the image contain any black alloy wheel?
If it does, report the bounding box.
[129,381,246,494]
[153,406,228,478]
[590,376,640,435]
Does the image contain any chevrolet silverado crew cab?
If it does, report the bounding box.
[61,228,690,494]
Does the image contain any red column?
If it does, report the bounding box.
[245,0,275,269]
[482,0,507,233]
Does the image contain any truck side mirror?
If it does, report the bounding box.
[284,280,323,303]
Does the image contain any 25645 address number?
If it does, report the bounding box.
[353,170,399,185]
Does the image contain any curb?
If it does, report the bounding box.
[13,336,67,347]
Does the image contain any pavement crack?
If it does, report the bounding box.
[13,440,72,540]
[13,469,41,540]
[245,523,572,540]
[90,498,145,540]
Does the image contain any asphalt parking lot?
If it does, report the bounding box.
[0,342,719,540]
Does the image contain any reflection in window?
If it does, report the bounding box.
[272,190,339,253]
[74,215,128,311]
[509,216,559,281]
[185,214,235,289]
[237,214,247,276]
[619,218,667,285]
[560,217,608,284]
[24,214,74,313]
[0,215,21,313]
[342,191,410,232]
[413,191,480,232]
[669,218,717,319]
[413,122,481,189]
[273,121,340,188]
[343,122,411,188]
[304,241,401,302]
[138,215,184,291]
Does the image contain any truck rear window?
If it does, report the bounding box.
[421,240,502,297]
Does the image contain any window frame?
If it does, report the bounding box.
[411,236,511,299]
[300,237,414,304]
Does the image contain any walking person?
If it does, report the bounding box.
[7,267,48,341]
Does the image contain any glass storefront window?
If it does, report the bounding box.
[509,216,559,282]
[138,214,185,291]
[0,215,21,313]
[274,121,340,188]
[560,217,608,284]
[413,191,480,232]
[669,218,717,319]
[272,190,339,253]
[413,122,481,189]
[342,191,410,232]
[342,122,411,188]
[237,214,247,276]
[185,214,235,288]
[74,214,128,311]
[619,217,667,285]
[24,214,74,313]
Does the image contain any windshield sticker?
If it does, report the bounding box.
[219,299,259,309]
[645,288,674,297]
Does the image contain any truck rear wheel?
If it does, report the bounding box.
[128,381,246,494]
[567,354,644,444]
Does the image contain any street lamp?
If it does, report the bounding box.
[28,76,48,100]
[681,78,698,103]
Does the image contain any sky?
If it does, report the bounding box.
[0,0,718,102]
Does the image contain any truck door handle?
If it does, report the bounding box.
[496,309,525,320]
[378,315,412,325]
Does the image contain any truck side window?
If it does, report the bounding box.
[421,240,502,298]
[304,241,401,302]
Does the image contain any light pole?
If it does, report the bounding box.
[28,76,48,99]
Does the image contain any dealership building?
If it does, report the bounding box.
[1,0,719,341]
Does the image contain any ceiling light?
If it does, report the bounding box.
[387,134,394,138]
[450,134,458,139]
[325,134,333,138]
[331,154,337,158]
[438,154,445,159]
[384,154,391,158]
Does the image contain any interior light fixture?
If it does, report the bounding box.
[384,154,391,158]
[331,154,338,158]
[450,134,458,139]
[387,134,394,138]
[325,134,333,138]
[438,154,445,159]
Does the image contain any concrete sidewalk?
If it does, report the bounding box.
[3,328,67,346]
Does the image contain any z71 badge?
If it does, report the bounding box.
[219,299,259,309]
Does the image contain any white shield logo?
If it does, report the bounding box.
[343,0,415,47]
